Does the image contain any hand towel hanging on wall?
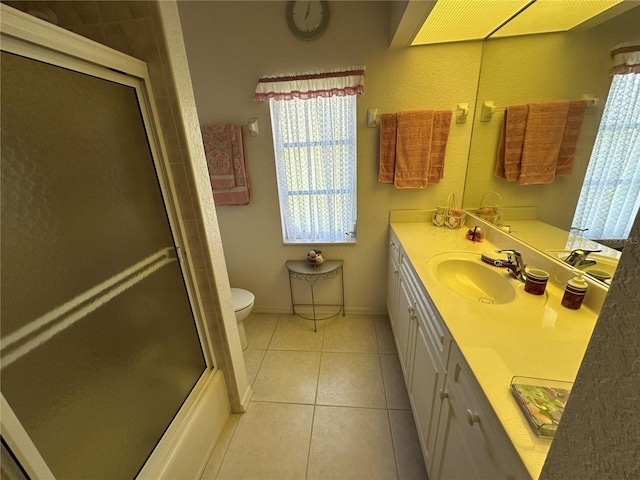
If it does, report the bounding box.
[378,109,452,188]
[394,110,434,188]
[427,110,452,184]
[378,113,397,184]
[201,123,250,205]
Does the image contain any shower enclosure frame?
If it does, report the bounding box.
[0,4,233,479]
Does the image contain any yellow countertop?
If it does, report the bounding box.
[390,220,602,479]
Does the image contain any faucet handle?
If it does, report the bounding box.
[569,248,602,259]
[495,249,522,265]
[496,249,521,258]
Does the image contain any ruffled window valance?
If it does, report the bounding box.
[254,66,365,102]
[611,42,640,75]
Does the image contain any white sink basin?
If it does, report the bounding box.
[427,252,517,305]
[547,250,619,282]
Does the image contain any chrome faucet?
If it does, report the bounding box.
[565,249,601,268]
[496,249,527,282]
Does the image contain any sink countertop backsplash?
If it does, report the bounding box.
[389,211,607,479]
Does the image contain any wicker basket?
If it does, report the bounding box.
[432,193,467,229]
[474,191,503,226]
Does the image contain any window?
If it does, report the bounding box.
[270,95,357,243]
[572,71,640,240]
[255,67,364,243]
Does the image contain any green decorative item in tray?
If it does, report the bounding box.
[510,376,573,438]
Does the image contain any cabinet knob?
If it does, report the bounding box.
[466,409,480,426]
[408,306,414,315]
[439,389,449,401]
[393,269,399,275]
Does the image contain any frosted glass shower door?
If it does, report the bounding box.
[1,49,207,479]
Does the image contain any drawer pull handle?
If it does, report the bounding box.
[466,409,480,426]
[439,389,449,401]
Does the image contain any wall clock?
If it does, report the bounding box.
[286,1,330,40]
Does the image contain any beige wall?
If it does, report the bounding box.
[177,0,483,314]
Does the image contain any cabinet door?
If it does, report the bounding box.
[386,247,400,329]
[410,321,446,475]
[396,272,417,382]
[432,398,494,480]
[431,360,510,480]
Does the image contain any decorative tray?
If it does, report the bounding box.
[510,376,573,438]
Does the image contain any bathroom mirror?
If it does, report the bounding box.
[462,4,640,283]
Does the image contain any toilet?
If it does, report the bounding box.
[231,288,254,350]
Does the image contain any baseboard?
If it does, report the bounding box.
[252,306,388,317]
[239,384,253,412]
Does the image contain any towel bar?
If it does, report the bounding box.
[480,95,598,122]
[367,104,471,128]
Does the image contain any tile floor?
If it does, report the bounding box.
[201,313,428,480]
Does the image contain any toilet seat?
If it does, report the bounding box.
[231,288,254,311]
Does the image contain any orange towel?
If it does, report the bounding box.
[394,110,434,189]
[495,105,528,181]
[426,110,452,184]
[556,100,588,176]
[378,113,397,183]
[518,101,570,185]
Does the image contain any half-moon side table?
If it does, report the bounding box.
[285,260,345,332]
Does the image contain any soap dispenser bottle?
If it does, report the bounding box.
[561,273,588,310]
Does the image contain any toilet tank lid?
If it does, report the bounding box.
[231,288,254,310]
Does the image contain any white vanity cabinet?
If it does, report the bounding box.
[387,231,451,473]
[431,344,529,480]
[387,228,530,480]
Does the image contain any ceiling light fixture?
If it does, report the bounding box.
[410,0,623,46]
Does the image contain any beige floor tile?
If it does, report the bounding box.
[252,350,321,404]
[200,414,240,479]
[316,352,386,408]
[269,314,325,351]
[380,354,412,410]
[307,406,398,480]
[217,402,314,480]
[243,313,279,350]
[242,349,266,386]
[323,315,378,353]
[375,315,398,354]
[389,410,428,480]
